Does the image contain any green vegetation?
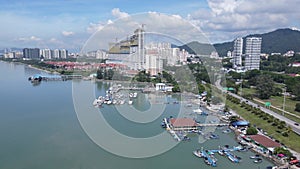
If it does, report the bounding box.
[133,70,151,82]
[256,74,274,99]
[96,67,114,80]
[273,147,292,158]
[229,115,239,123]
[246,127,258,135]
[226,95,300,152]
[296,103,300,112]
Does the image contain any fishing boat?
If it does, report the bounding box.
[218,150,225,156]
[193,150,202,158]
[128,100,133,105]
[250,154,260,159]
[193,109,202,114]
[253,158,262,163]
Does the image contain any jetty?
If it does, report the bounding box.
[28,74,82,82]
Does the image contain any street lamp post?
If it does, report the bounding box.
[282,87,286,116]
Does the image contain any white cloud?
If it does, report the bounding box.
[17,36,41,42]
[111,8,129,18]
[82,12,211,53]
[86,20,114,34]
[188,0,300,42]
[62,31,74,37]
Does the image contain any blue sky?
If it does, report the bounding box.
[1,0,299,51]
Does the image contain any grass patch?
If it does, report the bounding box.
[251,99,300,124]
[239,87,256,95]
[226,100,300,152]
[263,96,299,116]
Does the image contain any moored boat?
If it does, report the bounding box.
[253,158,262,163]
[193,150,202,158]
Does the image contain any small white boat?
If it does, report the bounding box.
[218,150,225,156]
[128,100,133,105]
[93,99,99,106]
[250,154,260,159]
[253,158,262,163]
[193,150,202,158]
[193,109,202,114]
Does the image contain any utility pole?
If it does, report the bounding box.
[282,87,286,116]
[240,72,243,96]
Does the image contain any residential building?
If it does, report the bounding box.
[4,52,15,58]
[52,49,60,59]
[40,49,51,59]
[59,49,68,59]
[245,37,262,70]
[23,48,40,59]
[232,38,243,67]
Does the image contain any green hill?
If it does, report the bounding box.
[213,28,300,57]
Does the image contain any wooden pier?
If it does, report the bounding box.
[197,123,229,127]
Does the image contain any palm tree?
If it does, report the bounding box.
[286,125,293,133]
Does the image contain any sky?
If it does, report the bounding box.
[1,0,300,51]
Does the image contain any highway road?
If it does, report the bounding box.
[215,79,300,135]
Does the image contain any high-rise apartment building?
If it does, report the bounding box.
[23,48,40,59]
[40,49,51,59]
[232,38,243,67]
[59,49,68,59]
[52,49,60,59]
[245,37,262,70]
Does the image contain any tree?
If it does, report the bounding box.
[172,84,180,92]
[274,147,292,158]
[96,68,103,79]
[106,69,114,80]
[295,103,300,112]
[256,74,274,99]
[246,127,258,135]
[292,85,300,101]
[229,116,239,123]
[198,83,206,94]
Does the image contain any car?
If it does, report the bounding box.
[295,123,299,126]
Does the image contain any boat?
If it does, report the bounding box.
[250,154,260,159]
[218,150,225,156]
[193,108,202,114]
[128,100,133,105]
[225,151,240,163]
[210,133,219,139]
[193,150,202,158]
[253,158,262,163]
[222,129,231,133]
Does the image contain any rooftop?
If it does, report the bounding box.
[170,118,197,127]
[248,134,281,148]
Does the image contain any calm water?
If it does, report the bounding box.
[0,61,273,169]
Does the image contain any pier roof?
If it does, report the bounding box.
[170,118,197,127]
[248,134,281,148]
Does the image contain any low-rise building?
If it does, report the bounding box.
[169,118,197,131]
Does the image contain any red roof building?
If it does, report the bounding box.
[248,134,281,148]
[169,118,197,131]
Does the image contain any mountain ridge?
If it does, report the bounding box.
[180,28,300,57]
